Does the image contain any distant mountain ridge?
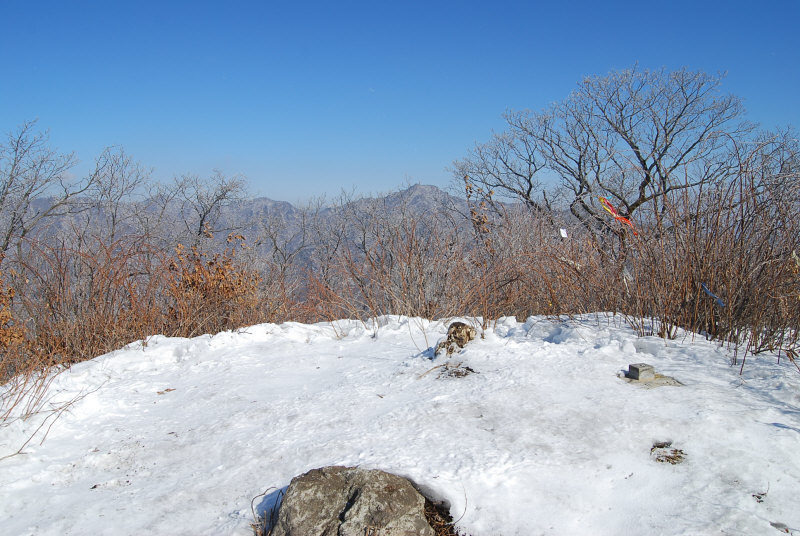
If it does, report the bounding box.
[244,183,463,215]
[14,184,468,257]
[211,183,469,257]
[225,183,466,230]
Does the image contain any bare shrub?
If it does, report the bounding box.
[301,191,473,323]
[13,233,166,364]
[454,130,800,371]
[621,133,800,363]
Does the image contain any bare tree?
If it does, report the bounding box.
[0,121,103,254]
[172,171,247,243]
[452,127,548,214]
[89,147,152,242]
[456,67,752,233]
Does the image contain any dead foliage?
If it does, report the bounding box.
[651,441,687,465]
[166,232,262,338]
[424,496,471,536]
[0,256,25,378]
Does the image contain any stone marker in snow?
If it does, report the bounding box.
[628,363,655,381]
[621,362,683,388]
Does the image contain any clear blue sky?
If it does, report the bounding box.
[2,0,798,203]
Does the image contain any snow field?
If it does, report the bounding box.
[1,314,798,535]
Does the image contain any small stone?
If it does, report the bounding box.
[628,363,655,381]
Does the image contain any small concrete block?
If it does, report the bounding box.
[628,363,655,381]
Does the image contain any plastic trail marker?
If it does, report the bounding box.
[701,282,725,307]
[598,197,637,235]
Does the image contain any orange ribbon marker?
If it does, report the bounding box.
[598,197,637,235]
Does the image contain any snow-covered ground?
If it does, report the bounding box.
[1,314,799,535]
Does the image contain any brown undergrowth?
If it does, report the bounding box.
[166,232,263,338]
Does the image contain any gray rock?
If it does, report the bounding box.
[271,466,435,536]
[435,321,477,356]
